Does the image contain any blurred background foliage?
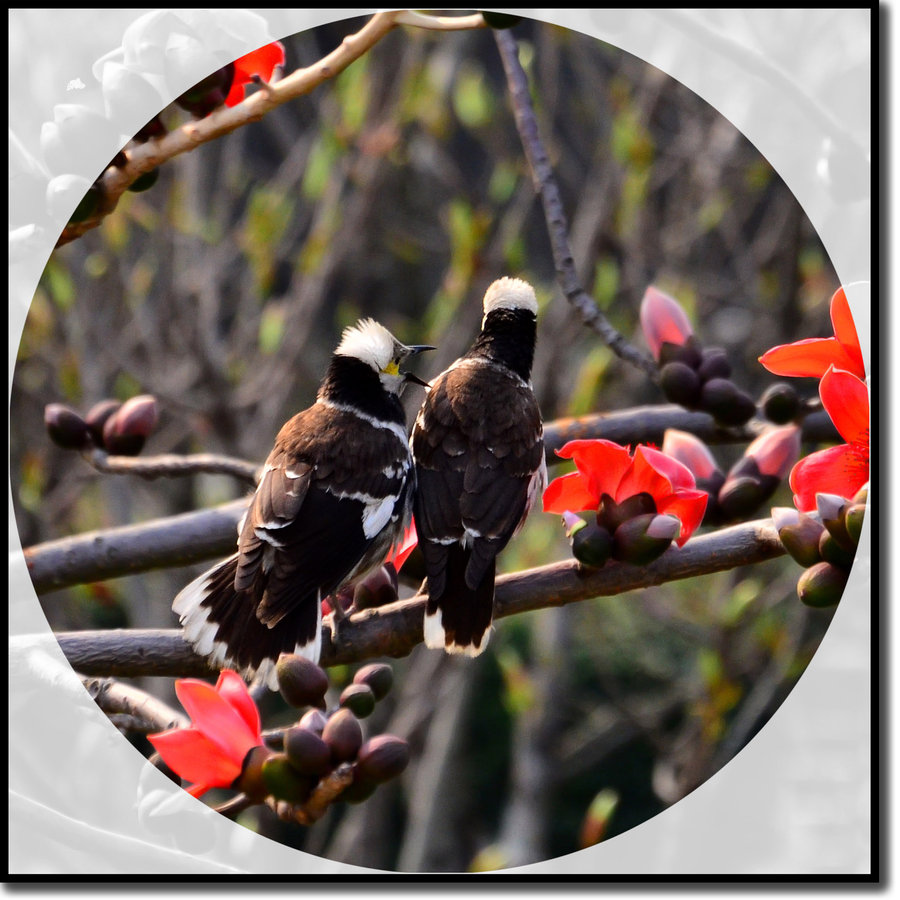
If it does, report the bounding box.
[11,14,841,872]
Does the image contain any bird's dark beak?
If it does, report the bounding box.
[402,370,431,389]
[404,344,436,356]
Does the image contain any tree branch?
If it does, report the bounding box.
[26,406,836,596]
[25,499,248,595]
[493,29,659,379]
[57,11,487,248]
[54,517,786,677]
[82,676,188,732]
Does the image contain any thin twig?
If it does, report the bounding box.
[493,29,659,379]
[54,516,787,677]
[84,447,260,486]
[56,11,485,248]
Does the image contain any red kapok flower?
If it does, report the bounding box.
[148,670,263,798]
[759,287,865,380]
[543,439,708,546]
[225,41,285,107]
[661,429,721,482]
[387,519,418,573]
[790,366,869,511]
[640,286,694,360]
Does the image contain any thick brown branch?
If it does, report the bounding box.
[25,499,247,595]
[55,517,786,677]
[26,407,836,596]
[493,29,659,379]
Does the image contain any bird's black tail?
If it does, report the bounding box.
[173,554,322,689]
[423,544,495,656]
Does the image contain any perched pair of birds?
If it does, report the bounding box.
[174,277,546,688]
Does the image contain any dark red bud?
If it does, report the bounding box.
[697,347,732,381]
[339,683,376,719]
[127,168,159,193]
[44,403,91,450]
[355,735,410,784]
[84,399,121,446]
[322,708,363,763]
[700,378,757,426]
[760,383,801,424]
[235,745,273,801]
[612,513,680,565]
[276,654,329,709]
[283,726,332,776]
[659,361,702,407]
[818,530,856,570]
[352,663,394,701]
[844,503,865,547]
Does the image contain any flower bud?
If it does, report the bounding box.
[235,745,273,801]
[44,403,91,450]
[844,503,865,547]
[352,663,394,701]
[261,753,316,804]
[661,429,722,483]
[298,707,328,736]
[354,735,410,784]
[353,565,399,611]
[772,507,824,568]
[697,347,731,382]
[640,286,694,361]
[760,383,801,424]
[174,63,235,117]
[612,513,680,565]
[717,474,776,520]
[339,683,376,719]
[84,399,122,447]
[133,115,168,143]
[322,709,363,763]
[659,361,702,407]
[597,491,657,534]
[852,484,868,506]
[796,561,848,608]
[283,726,331,776]
[700,378,757,426]
[818,530,856,570]
[561,512,612,569]
[657,337,703,370]
[102,394,158,455]
[816,493,855,550]
[276,654,329,710]
[743,425,801,480]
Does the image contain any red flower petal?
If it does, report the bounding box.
[616,446,673,502]
[542,470,599,514]
[657,489,708,545]
[388,519,419,572]
[790,443,869,511]
[819,367,869,446]
[214,670,261,740]
[637,445,697,492]
[147,727,243,795]
[744,425,801,479]
[758,336,855,378]
[558,439,635,499]
[225,41,286,107]
[175,679,260,764]
[829,288,865,378]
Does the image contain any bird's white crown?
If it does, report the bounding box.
[335,318,397,371]
[482,277,538,316]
